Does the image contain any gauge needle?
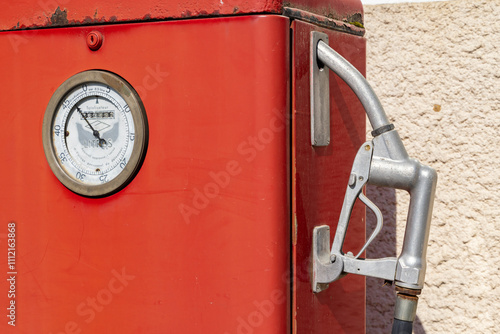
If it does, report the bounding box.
[76,106,107,147]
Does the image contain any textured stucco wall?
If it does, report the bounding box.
[363,0,499,333]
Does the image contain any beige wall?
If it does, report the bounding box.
[363,0,499,332]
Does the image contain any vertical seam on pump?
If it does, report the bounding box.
[288,17,295,334]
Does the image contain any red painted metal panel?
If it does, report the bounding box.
[292,20,367,333]
[0,15,290,333]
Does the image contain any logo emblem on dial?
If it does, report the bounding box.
[42,70,148,197]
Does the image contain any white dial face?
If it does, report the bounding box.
[52,82,135,186]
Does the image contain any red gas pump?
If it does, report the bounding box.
[0,1,436,333]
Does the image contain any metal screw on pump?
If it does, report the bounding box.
[87,31,103,51]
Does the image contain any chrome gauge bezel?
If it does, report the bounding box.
[42,70,148,197]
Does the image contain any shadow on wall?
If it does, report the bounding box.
[365,185,426,334]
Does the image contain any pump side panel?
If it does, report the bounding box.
[292,20,366,333]
[0,15,290,334]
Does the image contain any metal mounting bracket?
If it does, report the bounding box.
[310,31,330,146]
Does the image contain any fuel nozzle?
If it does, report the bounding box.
[309,31,438,334]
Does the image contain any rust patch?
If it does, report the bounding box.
[181,10,192,18]
[50,7,69,26]
[395,286,422,296]
[179,9,226,20]
[284,2,363,25]
[82,16,94,24]
[283,7,365,37]
[347,13,363,27]
[396,293,419,303]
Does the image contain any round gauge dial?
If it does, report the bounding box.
[43,70,148,197]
